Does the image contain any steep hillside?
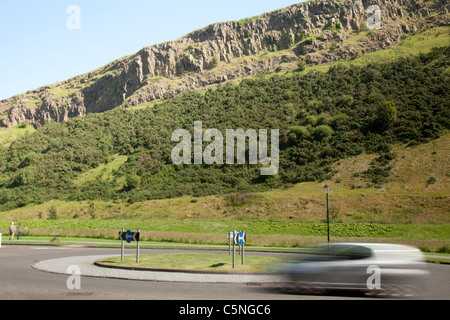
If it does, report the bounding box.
[0,0,448,127]
[0,133,450,226]
[0,44,448,211]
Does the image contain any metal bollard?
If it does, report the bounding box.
[0,233,2,248]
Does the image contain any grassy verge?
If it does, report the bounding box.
[2,235,448,263]
[424,253,450,264]
[1,219,448,239]
[1,220,448,252]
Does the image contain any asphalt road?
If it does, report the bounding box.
[0,245,448,302]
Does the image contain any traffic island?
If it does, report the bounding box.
[95,252,285,275]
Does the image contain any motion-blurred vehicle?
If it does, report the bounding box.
[281,242,429,297]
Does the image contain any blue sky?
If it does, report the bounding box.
[0,0,303,101]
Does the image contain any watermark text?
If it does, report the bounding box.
[171,121,279,175]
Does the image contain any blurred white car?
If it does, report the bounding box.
[281,242,430,297]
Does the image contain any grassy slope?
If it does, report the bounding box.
[0,124,36,150]
[0,27,448,250]
[1,133,447,222]
[0,133,448,250]
[302,26,450,73]
[73,154,128,187]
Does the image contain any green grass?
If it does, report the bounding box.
[99,252,284,272]
[305,26,450,73]
[0,124,36,149]
[0,132,448,251]
[25,98,41,110]
[425,257,450,264]
[0,235,225,249]
[234,15,263,28]
[1,219,448,251]
[73,154,128,187]
[2,234,448,264]
[423,250,450,264]
[0,134,447,251]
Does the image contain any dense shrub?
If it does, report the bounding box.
[0,46,448,210]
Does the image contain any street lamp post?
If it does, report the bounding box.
[324,184,330,249]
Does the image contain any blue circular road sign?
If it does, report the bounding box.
[238,231,245,245]
[126,230,133,243]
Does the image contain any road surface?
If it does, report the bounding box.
[0,245,448,301]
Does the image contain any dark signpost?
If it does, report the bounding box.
[119,228,141,263]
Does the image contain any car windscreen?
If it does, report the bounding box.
[302,245,372,261]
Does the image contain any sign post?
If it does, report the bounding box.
[227,231,231,255]
[239,230,246,265]
[238,231,246,265]
[119,229,141,263]
[230,230,247,268]
[242,238,244,265]
[232,230,236,268]
[136,229,140,264]
[120,228,124,261]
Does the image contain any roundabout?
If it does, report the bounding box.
[0,245,448,300]
[32,251,287,283]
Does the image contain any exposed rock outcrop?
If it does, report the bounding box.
[0,0,448,128]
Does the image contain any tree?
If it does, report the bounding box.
[313,125,334,142]
[48,206,58,220]
[304,115,318,126]
[125,173,140,190]
[210,56,219,69]
[13,171,28,186]
[372,100,397,132]
[297,59,306,71]
[288,126,310,144]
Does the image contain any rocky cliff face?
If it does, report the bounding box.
[1,0,448,128]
